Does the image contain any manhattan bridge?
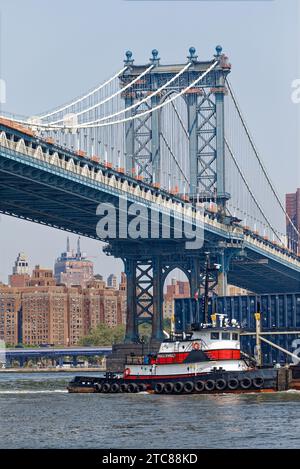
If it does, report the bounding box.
[0,46,299,342]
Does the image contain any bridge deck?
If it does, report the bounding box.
[0,122,299,294]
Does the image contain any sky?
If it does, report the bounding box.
[0,0,299,283]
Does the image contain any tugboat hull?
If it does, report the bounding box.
[68,367,289,394]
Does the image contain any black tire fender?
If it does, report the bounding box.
[154,382,165,394]
[111,383,120,393]
[228,378,239,390]
[215,379,227,391]
[173,382,184,393]
[240,377,252,390]
[253,377,264,389]
[127,383,138,393]
[164,382,174,394]
[194,380,205,392]
[94,382,102,393]
[120,383,128,393]
[205,379,215,391]
[183,381,194,393]
[102,382,111,393]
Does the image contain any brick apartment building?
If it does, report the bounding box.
[163,279,190,319]
[0,259,126,346]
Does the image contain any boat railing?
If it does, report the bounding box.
[126,355,150,365]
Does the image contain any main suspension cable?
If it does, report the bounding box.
[40,66,128,120]
[72,62,191,127]
[76,60,219,129]
[49,64,155,124]
[225,137,282,243]
[226,78,300,240]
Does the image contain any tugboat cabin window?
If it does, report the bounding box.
[221,332,230,340]
[211,332,220,340]
[232,333,238,341]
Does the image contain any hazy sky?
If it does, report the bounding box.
[0,0,299,283]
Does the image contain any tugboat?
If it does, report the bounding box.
[68,256,291,395]
[67,312,289,394]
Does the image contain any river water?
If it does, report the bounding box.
[1,372,300,448]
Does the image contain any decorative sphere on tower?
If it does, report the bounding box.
[189,46,196,57]
[188,46,198,61]
[215,45,223,56]
[152,49,159,59]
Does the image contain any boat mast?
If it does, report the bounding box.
[203,253,210,324]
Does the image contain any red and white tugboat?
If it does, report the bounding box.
[68,313,289,394]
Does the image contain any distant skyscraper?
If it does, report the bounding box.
[54,237,94,287]
[107,274,117,289]
[286,189,300,255]
[12,253,29,275]
[9,253,30,287]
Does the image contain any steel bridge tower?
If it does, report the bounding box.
[107,47,236,346]
[120,46,231,206]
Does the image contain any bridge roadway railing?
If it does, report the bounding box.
[0,128,299,272]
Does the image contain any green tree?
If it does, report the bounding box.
[80,323,125,346]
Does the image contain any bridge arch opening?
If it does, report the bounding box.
[162,267,190,334]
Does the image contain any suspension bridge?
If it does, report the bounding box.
[0,46,299,343]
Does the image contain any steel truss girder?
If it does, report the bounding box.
[132,100,153,182]
[136,260,154,320]
[121,61,230,195]
[196,90,217,195]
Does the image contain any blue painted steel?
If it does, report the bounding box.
[174,294,300,364]
[0,140,299,294]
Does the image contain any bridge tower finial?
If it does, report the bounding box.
[187,46,198,63]
[124,50,134,65]
[215,45,223,57]
[150,49,160,65]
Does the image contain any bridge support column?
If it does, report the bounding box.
[124,95,135,174]
[151,88,161,184]
[215,88,227,209]
[150,54,161,185]
[187,93,198,197]
[124,259,139,343]
[152,256,164,342]
[216,245,244,297]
